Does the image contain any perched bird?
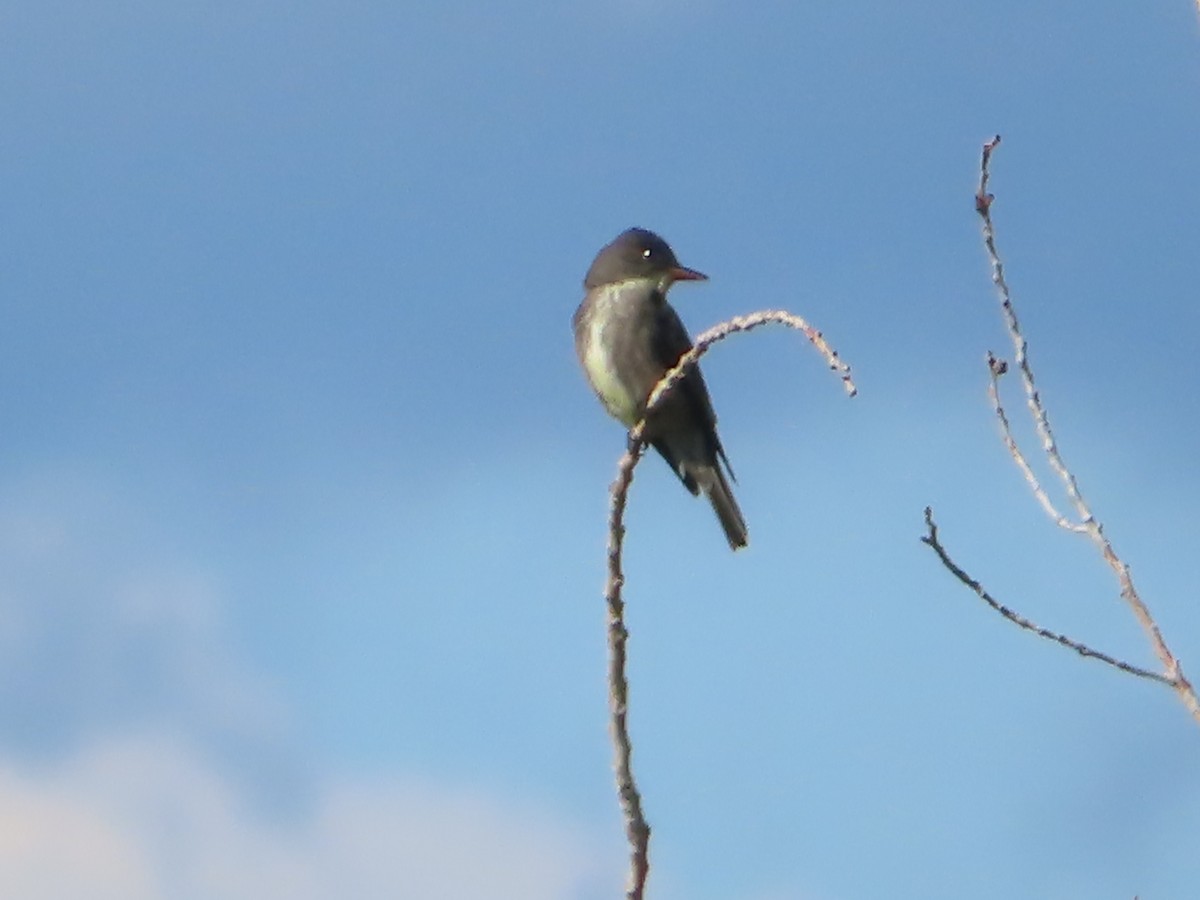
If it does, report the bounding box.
[573,227,747,550]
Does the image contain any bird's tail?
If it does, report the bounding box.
[701,464,748,550]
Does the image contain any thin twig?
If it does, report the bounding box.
[985,352,1086,532]
[921,508,1171,684]
[978,137,1090,532]
[925,135,1200,726]
[604,309,855,900]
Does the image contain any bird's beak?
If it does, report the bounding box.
[668,265,708,282]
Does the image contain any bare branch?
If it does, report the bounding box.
[921,508,1171,684]
[925,135,1200,726]
[985,351,1087,533]
[604,309,855,900]
[978,136,1092,532]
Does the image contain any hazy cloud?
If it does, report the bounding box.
[0,734,609,900]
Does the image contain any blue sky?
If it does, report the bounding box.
[4,1,1200,897]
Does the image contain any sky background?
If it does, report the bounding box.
[3,1,1200,898]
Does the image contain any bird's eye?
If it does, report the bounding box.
[641,248,652,259]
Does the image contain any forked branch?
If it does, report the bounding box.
[924,135,1199,725]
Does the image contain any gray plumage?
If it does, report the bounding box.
[573,227,748,550]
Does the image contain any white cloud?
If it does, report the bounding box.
[0,761,156,900]
[0,471,614,898]
[0,734,609,900]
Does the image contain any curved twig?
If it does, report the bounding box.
[604,309,855,900]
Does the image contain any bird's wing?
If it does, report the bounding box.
[650,300,737,482]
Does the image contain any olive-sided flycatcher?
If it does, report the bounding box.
[573,227,748,550]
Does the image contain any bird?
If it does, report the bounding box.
[572,227,747,550]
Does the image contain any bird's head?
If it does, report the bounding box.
[584,227,708,292]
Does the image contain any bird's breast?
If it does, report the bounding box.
[577,283,655,427]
